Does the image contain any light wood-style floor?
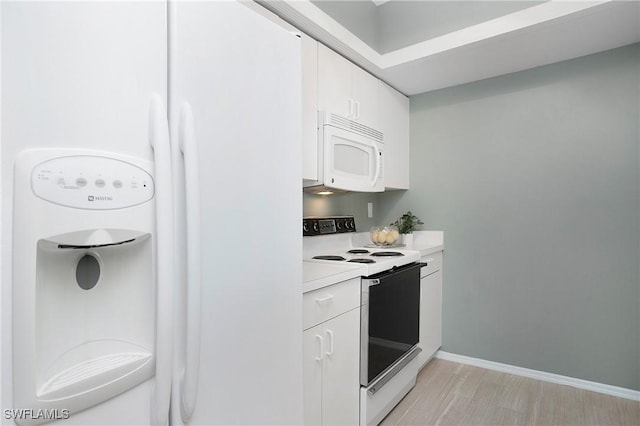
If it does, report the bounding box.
[380,358,639,426]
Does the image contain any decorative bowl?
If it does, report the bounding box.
[369,225,400,246]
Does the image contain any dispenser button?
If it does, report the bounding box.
[95,179,105,188]
[113,180,123,189]
[76,177,87,187]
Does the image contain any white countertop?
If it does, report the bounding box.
[302,230,444,293]
[303,261,365,293]
[411,231,444,257]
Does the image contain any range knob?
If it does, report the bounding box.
[303,222,309,233]
[313,222,319,233]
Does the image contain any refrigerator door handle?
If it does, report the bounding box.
[178,102,202,422]
[149,94,174,426]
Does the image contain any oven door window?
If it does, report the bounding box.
[367,266,420,384]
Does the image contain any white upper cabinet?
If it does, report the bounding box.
[317,44,352,118]
[379,81,410,190]
[301,34,319,182]
[317,44,378,129]
[351,65,379,128]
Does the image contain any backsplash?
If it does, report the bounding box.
[303,192,381,231]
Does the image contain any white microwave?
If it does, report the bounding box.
[304,111,384,193]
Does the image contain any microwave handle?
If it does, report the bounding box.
[372,144,382,187]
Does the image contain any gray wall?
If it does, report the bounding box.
[379,43,640,390]
[303,192,381,231]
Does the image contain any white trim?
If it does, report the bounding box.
[435,351,640,402]
[265,0,613,70]
[380,1,612,68]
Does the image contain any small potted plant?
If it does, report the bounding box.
[390,211,424,247]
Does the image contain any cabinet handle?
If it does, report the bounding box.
[325,330,334,356]
[347,98,354,118]
[355,101,361,120]
[315,335,323,361]
[315,294,334,304]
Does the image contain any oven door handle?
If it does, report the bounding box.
[363,278,381,287]
[367,346,422,395]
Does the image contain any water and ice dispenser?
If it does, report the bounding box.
[12,149,156,421]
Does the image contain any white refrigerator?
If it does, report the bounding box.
[1,1,303,425]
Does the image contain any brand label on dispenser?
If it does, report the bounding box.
[31,156,155,210]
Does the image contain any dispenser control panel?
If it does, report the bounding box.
[31,155,155,210]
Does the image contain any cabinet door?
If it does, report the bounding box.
[322,308,360,426]
[352,65,379,128]
[318,44,353,118]
[302,34,319,181]
[303,325,323,426]
[379,81,410,189]
[419,270,443,368]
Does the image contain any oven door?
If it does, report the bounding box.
[322,124,384,192]
[360,263,421,389]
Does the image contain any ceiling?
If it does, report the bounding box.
[259,0,640,96]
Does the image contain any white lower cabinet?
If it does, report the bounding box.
[303,278,360,426]
[417,252,443,369]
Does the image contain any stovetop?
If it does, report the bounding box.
[303,216,420,276]
[304,245,420,276]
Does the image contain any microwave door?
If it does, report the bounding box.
[323,126,384,192]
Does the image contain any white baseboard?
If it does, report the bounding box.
[435,351,640,402]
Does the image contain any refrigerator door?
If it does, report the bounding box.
[1,1,168,424]
[169,1,303,424]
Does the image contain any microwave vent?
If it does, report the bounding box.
[329,113,384,143]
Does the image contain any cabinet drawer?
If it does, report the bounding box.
[420,251,443,277]
[303,277,360,330]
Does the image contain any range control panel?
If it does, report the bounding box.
[31,155,155,210]
[303,216,356,236]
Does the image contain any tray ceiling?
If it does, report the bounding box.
[259,0,640,95]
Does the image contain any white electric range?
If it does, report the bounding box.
[303,216,423,426]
